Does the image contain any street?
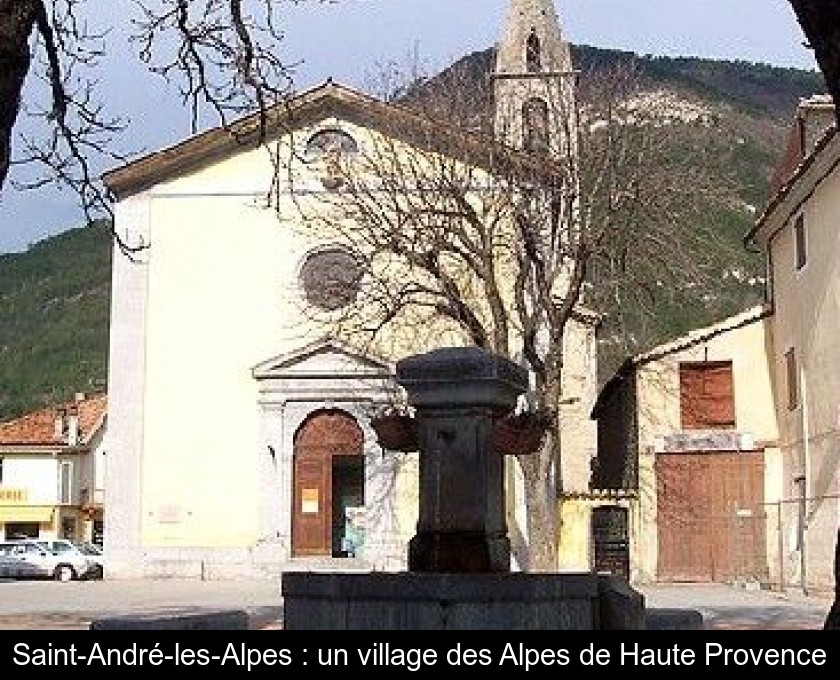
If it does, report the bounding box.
[0,578,832,630]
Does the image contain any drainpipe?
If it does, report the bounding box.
[799,364,810,595]
[794,473,808,595]
[774,501,785,593]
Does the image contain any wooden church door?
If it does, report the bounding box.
[291,410,364,556]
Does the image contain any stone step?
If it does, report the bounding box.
[282,557,372,573]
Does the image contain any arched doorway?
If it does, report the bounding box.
[291,409,365,557]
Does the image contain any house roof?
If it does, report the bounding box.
[102,80,510,200]
[0,393,107,447]
[767,95,835,199]
[591,305,770,419]
[746,123,839,249]
[629,304,770,366]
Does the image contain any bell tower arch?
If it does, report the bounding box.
[493,0,578,158]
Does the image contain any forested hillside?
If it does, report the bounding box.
[411,45,823,375]
[0,221,111,421]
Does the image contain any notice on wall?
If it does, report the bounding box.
[301,488,319,514]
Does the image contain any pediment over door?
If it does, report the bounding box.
[252,338,396,404]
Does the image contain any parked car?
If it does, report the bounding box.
[0,552,44,580]
[36,539,104,580]
[0,539,100,582]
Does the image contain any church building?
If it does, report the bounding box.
[102,0,598,579]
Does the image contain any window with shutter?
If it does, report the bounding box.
[794,214,806,271]
[679,361,736,430]
[785,348,799,410]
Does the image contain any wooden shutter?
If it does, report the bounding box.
[679,362,735,430]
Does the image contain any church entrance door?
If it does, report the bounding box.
[292,410,364,557]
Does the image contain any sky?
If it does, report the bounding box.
[0,0,820,254]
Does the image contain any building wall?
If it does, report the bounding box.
[106,113,600,577]
[559,317,599,494]
[104,194,150,574]
[767,154,840,591]
[0,446,101,543]
[631,314,780,584]
[593,369,637,489]
[1,456,61,505]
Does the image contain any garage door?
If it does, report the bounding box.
[656,451,768,583]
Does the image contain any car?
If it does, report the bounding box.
[0,539,100,582]
[36,539,104,580]
[0,552,44,580]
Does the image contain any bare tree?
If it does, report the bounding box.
[290,62,742,570]
[0,0,313,254]
[788,0,840,125]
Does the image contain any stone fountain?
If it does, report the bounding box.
[281,346,645,630]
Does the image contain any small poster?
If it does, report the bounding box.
[301,488,319,514]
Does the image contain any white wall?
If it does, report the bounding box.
[2,456,60,504]
[767,142,840,591]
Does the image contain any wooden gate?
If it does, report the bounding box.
[656,451,768,583]
[292,410,363,557]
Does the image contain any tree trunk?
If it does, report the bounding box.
[0,0,39,189]
[788,0,840,125]
[512,371,565,572]
[517,447,557,572]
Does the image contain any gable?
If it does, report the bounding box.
[748,126,839,249]
[252,339,396,406]
[252,338,393,380]
[102,81,502,201]
[592,306,769,419]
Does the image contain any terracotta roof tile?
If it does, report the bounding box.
[0,393,107,447]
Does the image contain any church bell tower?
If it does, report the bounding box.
[493,0,577,157]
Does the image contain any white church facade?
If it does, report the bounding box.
[102,1,599,579]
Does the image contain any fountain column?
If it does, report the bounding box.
[397,346,526,573]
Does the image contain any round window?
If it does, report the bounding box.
[299,248,363,311]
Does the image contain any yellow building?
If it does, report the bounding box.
[102,1,600,579]
[592,307,782,586]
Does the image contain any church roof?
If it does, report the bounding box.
[102,80,509,201]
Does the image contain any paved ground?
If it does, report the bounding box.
[0,578,284,630]
[637,582,833,630]
[0,577,833,630]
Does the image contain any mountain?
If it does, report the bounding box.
[0,47,826,419]
[410,45,824,376]
[0,220,111,421]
